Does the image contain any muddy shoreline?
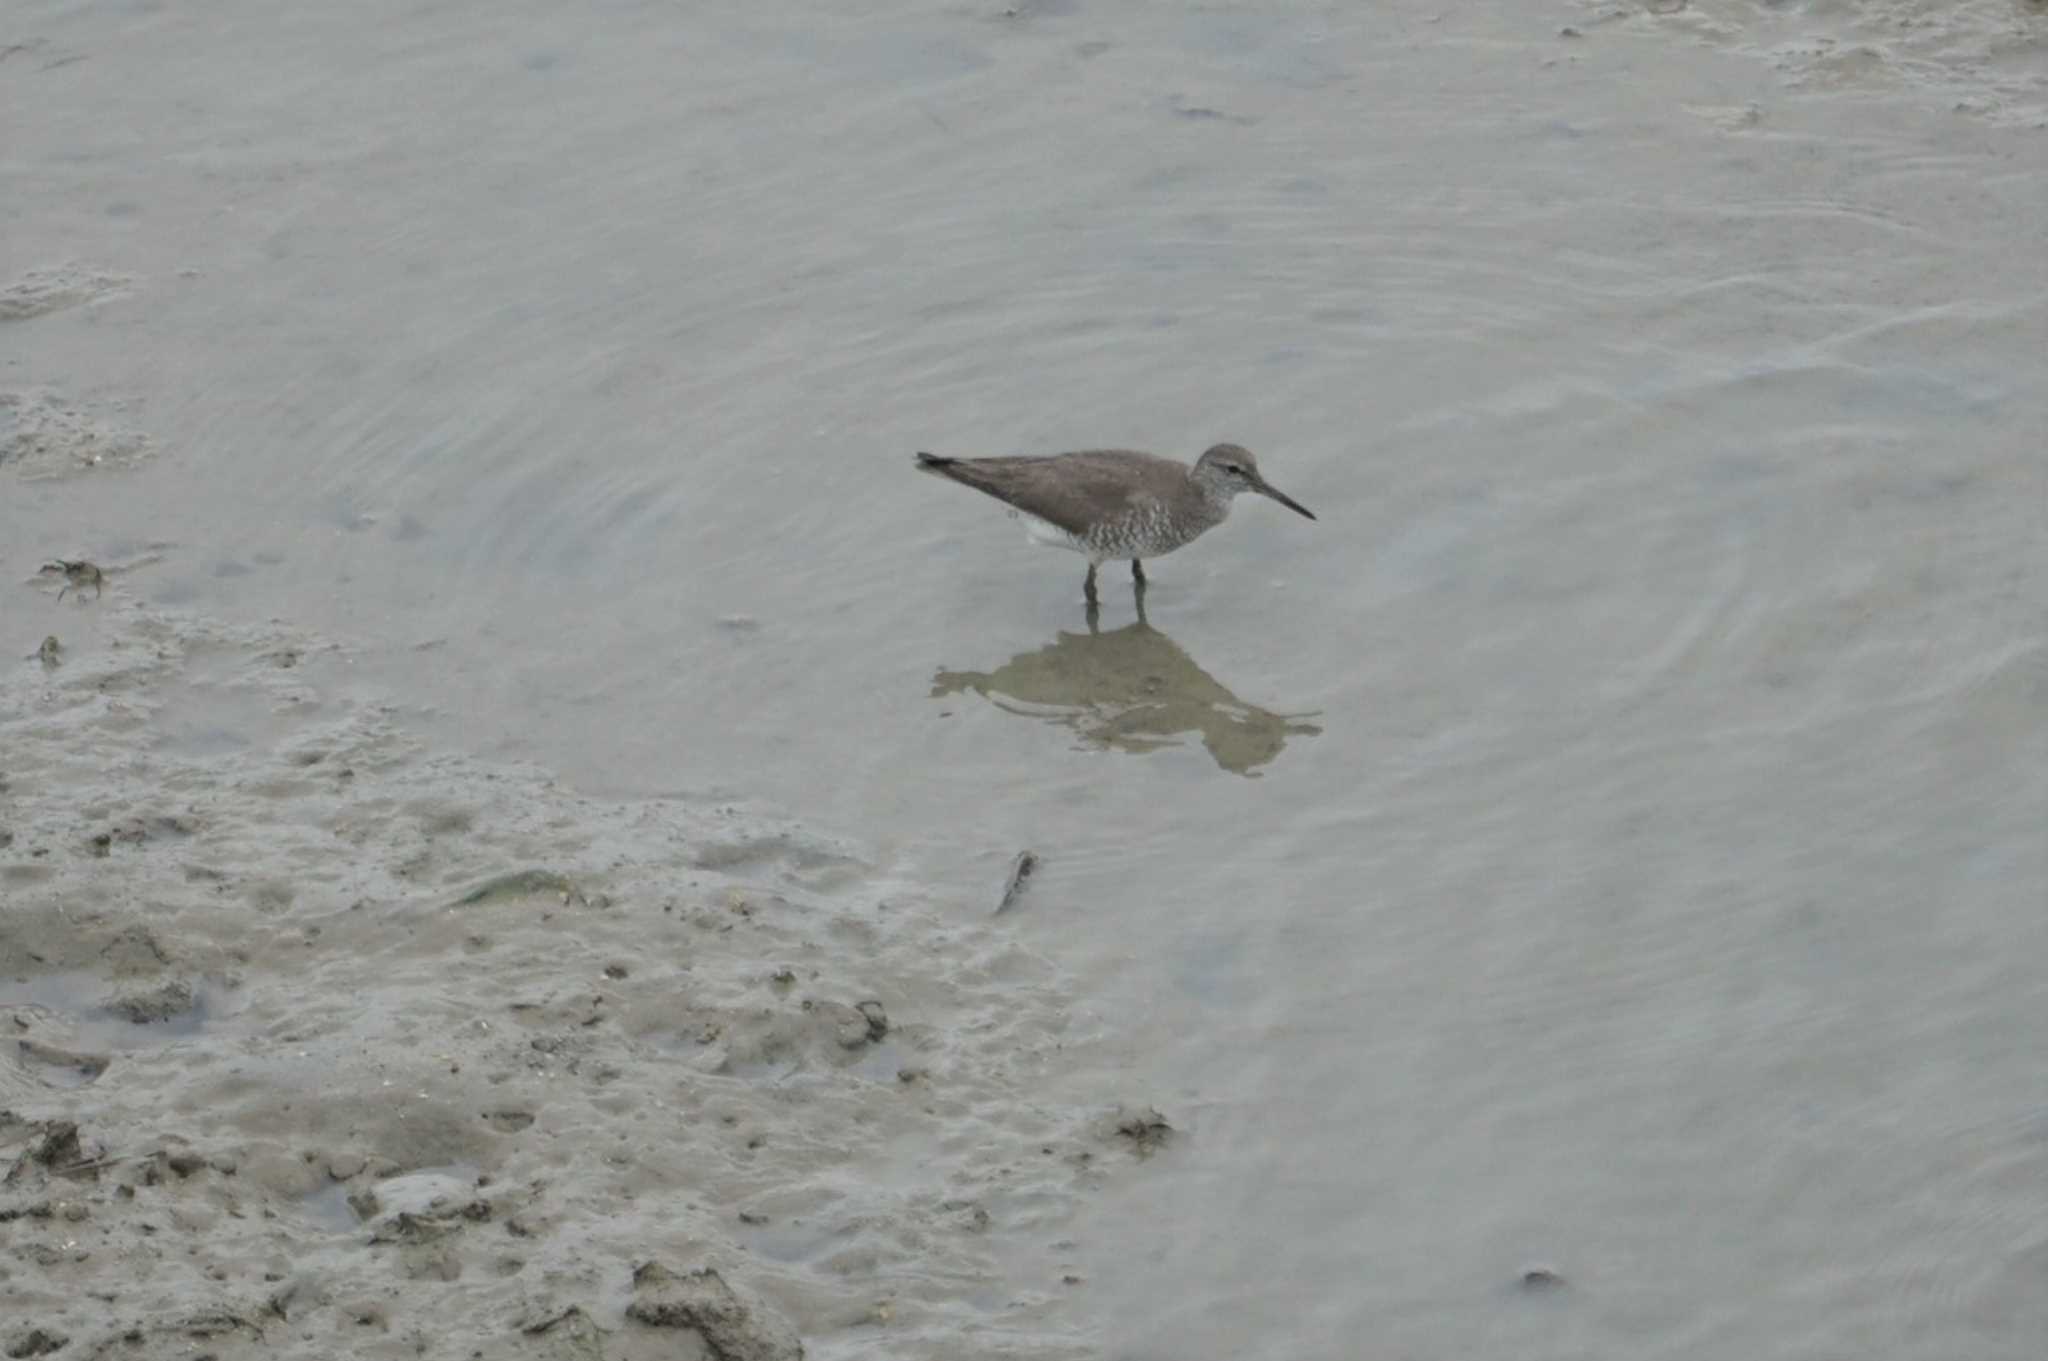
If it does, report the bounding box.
[1,599,1152,1359]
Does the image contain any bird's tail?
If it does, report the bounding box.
[913,451,957,472]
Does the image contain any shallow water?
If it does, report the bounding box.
[6,0,2046,1356]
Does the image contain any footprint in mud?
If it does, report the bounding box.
[296,1181,364,1233]
[0,969,215,1078]
[688,826,869,890]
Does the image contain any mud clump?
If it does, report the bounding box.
[626,1262,804,1361]
[98,925,172,975]
[803,998,884,1051]
[102,978,197,1025]
[6,1328,69,1359]
[5,1120,91,1182]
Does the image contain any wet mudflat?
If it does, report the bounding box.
[5,1,2045,1357]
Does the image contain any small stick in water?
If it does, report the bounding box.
[996,850,1038,914]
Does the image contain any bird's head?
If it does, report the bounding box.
[1193,444,1315,519]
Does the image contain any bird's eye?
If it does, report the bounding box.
[1225,465,1244,476]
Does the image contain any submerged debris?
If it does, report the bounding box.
[519,1304,601,1342]
[1110,1106,1173,1157]
[15,1040,111,1087]
[449,869,582,908]
[995,849,1038,914]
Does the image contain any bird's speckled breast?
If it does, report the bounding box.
[1086,495,1229,561]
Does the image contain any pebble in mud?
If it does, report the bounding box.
[829,1005,873,1050]
[1518,1266,1568,1293]
[14,1119,89,1174]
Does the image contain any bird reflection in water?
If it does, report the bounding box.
[930,602,1321,777]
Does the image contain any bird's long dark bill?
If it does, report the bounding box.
[1256,480,1316,520]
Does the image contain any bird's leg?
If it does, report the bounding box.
[1083,563,1099,606]
[1084,598,1102,634]
[1131,558,1146,586]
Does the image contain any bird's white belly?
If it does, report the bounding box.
[1010,508,1091,557]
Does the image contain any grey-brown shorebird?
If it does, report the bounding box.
[914,443,1314,604]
